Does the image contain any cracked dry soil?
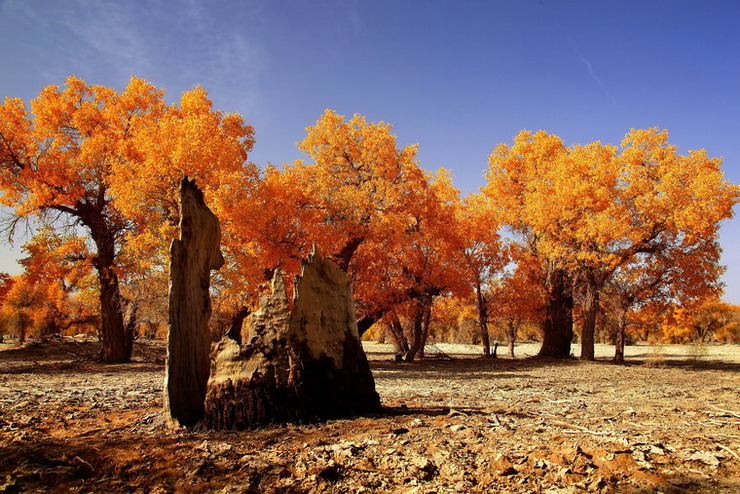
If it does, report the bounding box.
[0,339,738,493]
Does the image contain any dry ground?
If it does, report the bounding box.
[0,339,738,493]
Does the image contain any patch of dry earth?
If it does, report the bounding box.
[0,340,738,492]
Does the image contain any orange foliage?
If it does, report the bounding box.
[483,128,738,357]
[216,110,466,331]
[0,77,255,360]
[0,229,97,340]
[2,77,737,357]
[662,298,740,343]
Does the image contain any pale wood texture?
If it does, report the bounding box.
[205,249,379,429]
[164,177,224,428]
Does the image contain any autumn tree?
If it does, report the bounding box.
[484,129,738,359]
[483,131,577,357]
[0,229,97,342]
[594,129,737,357]
[488,256,545,358]
[378,172,467,361]
[603,234,724,362]
[217,110,457,340]
[0,77,254,362]
[21,228,97,336]
[454,193,509,356]
[662,297,739,344]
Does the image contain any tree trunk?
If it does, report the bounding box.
[334,236,364,272]
[204,251,379,429]
[357,315,377,337]
[475,282,491,357]
[406,297,430,362]
[405,311,424,362]
[97,267,128,363]
[614,309,627,364]
[508,320,517,358]
[164,178,225,428]
[124,300,137,357]
[388,313,410,360]
[18,318,27,343]
[418,300,432,359]
[84,205,130,363]
[538,266,573,358]
[580,280,598,361]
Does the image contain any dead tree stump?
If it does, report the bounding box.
[204,249,380,429]
[164,177,224,428]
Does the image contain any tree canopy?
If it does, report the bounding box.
[1,77,738,360]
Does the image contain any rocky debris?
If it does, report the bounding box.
[410,456,437,481]
[204,250,380,429]
[164,177,224,428]
[1,340,739,492]
[686,450,722,467]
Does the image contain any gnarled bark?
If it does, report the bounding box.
[387,312,410,360]
[204,250,380,429]
[475,281,491,357]
[580,280,598,361]
[614,309,627,364]
[85,205,130,363]
[538,266,574,358]
[164,177,225,428]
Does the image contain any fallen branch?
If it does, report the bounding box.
[550,420,610,435]
[561,429,611,436]
[706,419,739,426]
[708,405,740,418]
[716,443,740,461]
[624,421,647,429]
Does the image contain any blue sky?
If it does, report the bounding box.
[1,0,739,302]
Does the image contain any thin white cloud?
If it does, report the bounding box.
[9,0,266,109]
[573,46,618,108]
[576,50,603,88]
[58,1,154,78]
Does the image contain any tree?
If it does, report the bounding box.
[295,110,423,272]
[0,77,254,362]
[0,229,98,342]
[662,297,739,344]
[218,110,455,339]
[455,193,508,356]
[604,235,723,362]
[483,131,578,357]
[483,129,738,359]
[488,256,545,358]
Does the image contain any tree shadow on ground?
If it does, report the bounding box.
[366,356,585,387]
[622,357,740,371]
[0,361,165,375]
[0,339,166,374]
[369,355,581,372]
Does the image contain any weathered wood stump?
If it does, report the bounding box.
[204,249,380,429]
[163,177,224,428]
